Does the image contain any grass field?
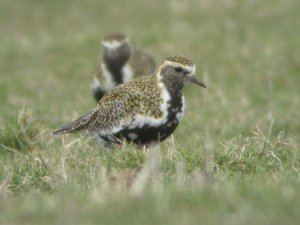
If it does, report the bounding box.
[1,0,300,224]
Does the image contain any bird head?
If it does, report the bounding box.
[102,32,130,58]
[158,55,206,88]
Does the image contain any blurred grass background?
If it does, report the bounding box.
[0,0,299,224]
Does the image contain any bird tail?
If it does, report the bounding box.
[53,110,97,135]
[53,121,78,135]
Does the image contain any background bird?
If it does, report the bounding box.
[55,55,206,147]
[90,32,156,102]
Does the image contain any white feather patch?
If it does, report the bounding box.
[176,112,183,120]
[101,62,116,90]
[122,63,134,83]
[102,40,124,49]
[180,96,185,121]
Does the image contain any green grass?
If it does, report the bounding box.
[1,0,300,224]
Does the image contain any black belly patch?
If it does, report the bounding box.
[114,121,179,145]
[100,94,184,146]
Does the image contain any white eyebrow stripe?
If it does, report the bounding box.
[102,38,129,49]
[162,60,196,73]
[102,41,123,49]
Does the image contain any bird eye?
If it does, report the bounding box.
[175,67,183,73]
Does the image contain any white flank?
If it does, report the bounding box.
[122,63,134,83]
[128,113,167,129]
[101,62,116,90]
[110,126,123,134]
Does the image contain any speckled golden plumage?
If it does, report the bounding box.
[165,54,194,67]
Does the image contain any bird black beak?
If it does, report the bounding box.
[186,75,206,88]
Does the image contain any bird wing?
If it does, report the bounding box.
[88,75,164,134]
[54,85,136,135]
[55,75,164,136]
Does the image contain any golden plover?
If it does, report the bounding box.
[91,32,156,102]
[55,55,206,147]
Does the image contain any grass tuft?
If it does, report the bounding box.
[0,107,47,155]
